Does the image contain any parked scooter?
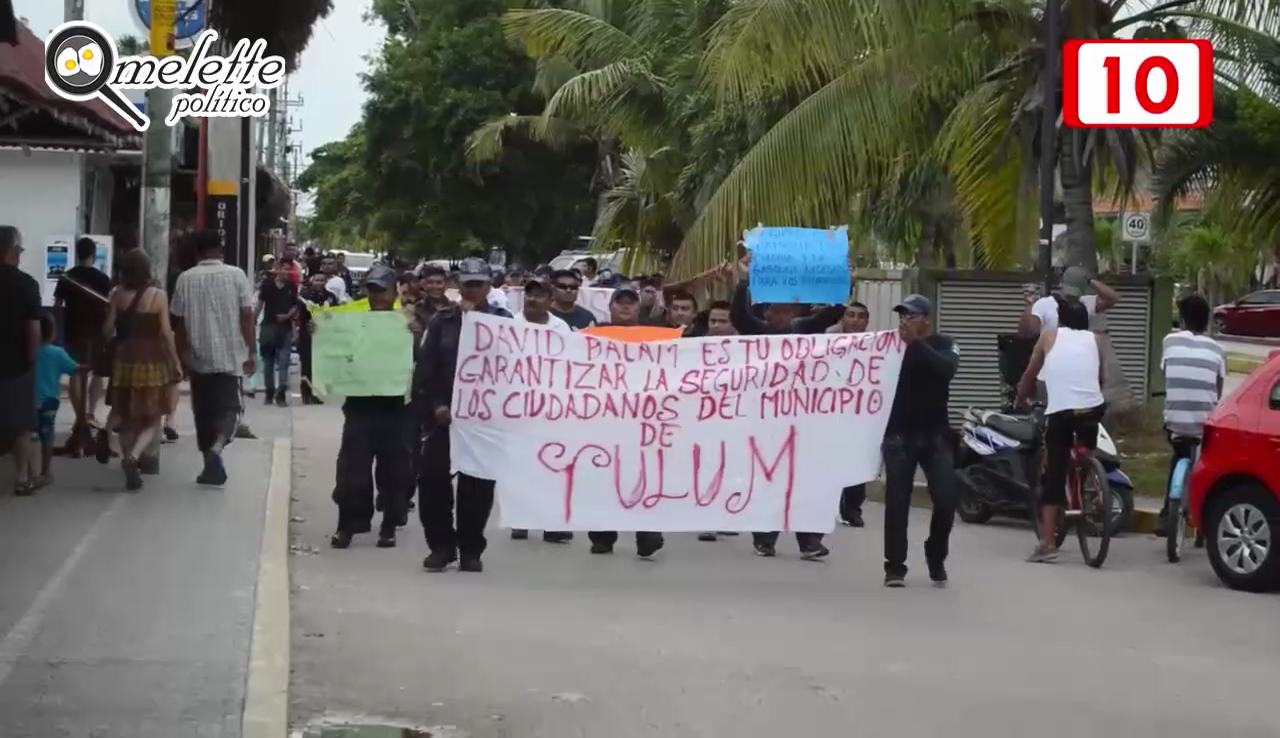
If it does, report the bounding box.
[954,407,1135,534]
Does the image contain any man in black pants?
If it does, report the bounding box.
[882,294,960,587]
[586,285,666,560]
[828,301,872,527]
[415,258,511,573]
[328,266,413,549]
[729,256,846,558]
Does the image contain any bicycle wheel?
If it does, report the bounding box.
[1166,457,1192,563]
[1075,456,1112,568]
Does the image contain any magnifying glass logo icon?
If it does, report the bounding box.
[44,22,149,132]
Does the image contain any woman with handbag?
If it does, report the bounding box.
[96,250,182,490]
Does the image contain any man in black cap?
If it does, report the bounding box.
[416,257,512,572]
[329,265,414,550]
[586,284,665,559]
[882,294,960,588]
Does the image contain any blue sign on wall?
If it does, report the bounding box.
[134,0,206,41]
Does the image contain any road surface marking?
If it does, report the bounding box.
[242,437,293,738]
[0,494,128,687]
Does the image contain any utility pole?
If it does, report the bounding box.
[264,87,279,172]
[64,0,83,22]
[1037,0,1061,294]
[140,0,176,283]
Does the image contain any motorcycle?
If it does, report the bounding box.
[954,407,1135,535]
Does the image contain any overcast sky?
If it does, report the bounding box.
[15,0,384,207]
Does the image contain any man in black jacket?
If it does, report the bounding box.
[415,258,512,573]
[882,294,960,588]
[728,256,847,558]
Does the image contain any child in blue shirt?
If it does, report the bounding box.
[34,314,81,486]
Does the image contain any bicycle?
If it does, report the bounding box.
[1165,435,1204,563]
[1031,422,1114,568]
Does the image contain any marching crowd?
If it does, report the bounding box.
[0,223,1226,587]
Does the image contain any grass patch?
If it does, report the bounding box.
[1226,354,1265,375]
[1107,400,1169,501]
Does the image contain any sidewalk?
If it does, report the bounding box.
[0,400,291,738]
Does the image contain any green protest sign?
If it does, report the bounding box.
[312,311,414,398]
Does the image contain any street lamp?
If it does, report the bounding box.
[1038,0,1061,293]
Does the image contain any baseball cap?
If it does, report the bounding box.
[363,265,397,291]
[893,294,932,317]
[611,284,639,303]
[458,257,492,283]
[1060,266,1090,299]
[523,279,550,296]
[261,253,275,264]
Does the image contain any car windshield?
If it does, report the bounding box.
[342,253,376,270]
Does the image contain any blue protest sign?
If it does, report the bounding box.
[746,226,850,304]
[133,0,206,42]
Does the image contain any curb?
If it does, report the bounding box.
[863,480,1163,534]
[241,437,292,738]
[1226,354,1265,374]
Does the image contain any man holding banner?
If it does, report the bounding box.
[415,258,512,573]
[729,249,847,559]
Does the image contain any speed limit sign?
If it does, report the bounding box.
[1123,212,1150,242]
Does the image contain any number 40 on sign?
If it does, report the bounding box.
[1063,39,1212,128]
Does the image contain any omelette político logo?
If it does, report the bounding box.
[44,21,285,132]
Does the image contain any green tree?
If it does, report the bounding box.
[670,0,1280,277]
[301,0,597,263]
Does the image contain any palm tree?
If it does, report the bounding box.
[669,0,1280,278]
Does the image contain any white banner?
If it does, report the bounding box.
[450,313,906,533]
[446,286,614,323]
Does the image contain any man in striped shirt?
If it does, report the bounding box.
[1156,293,1226,535]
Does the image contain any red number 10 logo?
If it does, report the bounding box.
[1063,39,1212,128]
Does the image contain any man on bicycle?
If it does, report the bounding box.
[1016,300,1106,563]
[1154,294,1226,537]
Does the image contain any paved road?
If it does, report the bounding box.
[288,403,1280,738]
[0,402,290,738]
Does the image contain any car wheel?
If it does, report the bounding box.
[1205,484,1280,593]
[1213,316,1229,335]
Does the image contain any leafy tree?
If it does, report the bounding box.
[210,0,334,70]
[299,0,597,263]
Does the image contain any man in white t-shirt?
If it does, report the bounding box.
[1018,266,1119,336]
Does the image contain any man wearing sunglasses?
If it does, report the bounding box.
[882,295,960,588]
[548,269,597,331]
[829,301,872,527]
[416,258,513,573]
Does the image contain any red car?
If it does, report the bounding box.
[1190,350,1280,592]
[1213,290,1280,338]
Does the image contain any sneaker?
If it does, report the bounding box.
[264,391,276,407]
[800,542,831,561]
[330,531,354,549]
[1026,546,1060,564]
[162,426,180,443]
[376,531,396,548]
[636,536,664,560]
[884,573,906,588]
[198,451,228,486]
[928,561,948,585]
[717,531,739,536]
[589,543,614,555]
[458,556,484,573]
[234,424,257,440]
[511,529,529,541]
[542,532,573,544]
[698,532,718,542]
[276,391,288,408]
[122,456,144,491]
[753,542,776,558]
[848,511,865,528]
[423,550,456,572]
